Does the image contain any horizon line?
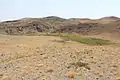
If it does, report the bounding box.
[0,15,120,22]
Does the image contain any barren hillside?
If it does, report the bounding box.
[0,16,120,36]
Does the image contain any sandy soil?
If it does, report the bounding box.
[0,35,120,80]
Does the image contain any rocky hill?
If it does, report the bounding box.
[0,16,120,36]
[0,16,120,80]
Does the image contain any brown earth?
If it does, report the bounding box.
[0,34,120,80]
[0,16,120,80]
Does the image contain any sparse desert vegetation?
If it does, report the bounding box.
[24,33,114,45]
[44,33,113,45]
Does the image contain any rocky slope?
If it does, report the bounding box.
[0,16,120,35]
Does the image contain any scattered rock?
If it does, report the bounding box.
[1,75,11,80]
[46,67,54,72]
[65,71,76,78]
[116,77,120,80]
[43,55,48,59]
[52,39,66,43]
[36,64,44,67]
[16,44,27,48]
[0,74,3,78]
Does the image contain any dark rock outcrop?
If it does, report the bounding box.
[0,16,120,35]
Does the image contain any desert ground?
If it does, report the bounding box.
[0,34,120,80]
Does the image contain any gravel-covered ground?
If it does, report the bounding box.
[0,35,120,80]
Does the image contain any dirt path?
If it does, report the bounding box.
[0,35,120,80]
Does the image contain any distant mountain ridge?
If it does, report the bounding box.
[0,16,120,36]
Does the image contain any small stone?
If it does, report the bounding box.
[1,75,11,80]
[0,74,3,78]
[116,77,120,80]
[65,71,76,78]
[96,77,99,80]
[43,55,48,59]
[41,78,46,80]
[67,65,71,69]
[40,53,44,55]
[37,64,44,67]
[46,67,54,72]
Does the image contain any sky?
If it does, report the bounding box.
[0,0,120,21]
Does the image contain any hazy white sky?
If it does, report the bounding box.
[0,0,120,21]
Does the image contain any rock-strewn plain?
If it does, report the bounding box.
[0,16,120,80]
[0,35,120,80]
